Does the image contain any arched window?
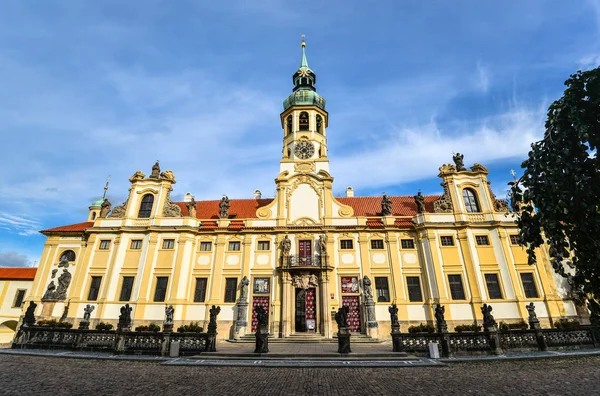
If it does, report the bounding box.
[286,115,293,134]
[91,212,96,220]
[138,194,154,218]
[60,250,76,262]
[299,112,309,131]
[316,115,323,133]
[462,188,480,213]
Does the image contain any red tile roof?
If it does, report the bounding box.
[366,218,384,227]
[0,267,37,280]
[176,199,274,219]
[337,195,440,217]
[41,221,94,234]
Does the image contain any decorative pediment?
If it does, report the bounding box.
[293,217,317,226]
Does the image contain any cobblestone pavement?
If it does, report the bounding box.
[1,353,599,395]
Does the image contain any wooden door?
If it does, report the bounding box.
[295,289,306,332]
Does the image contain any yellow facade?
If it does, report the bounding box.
[25,43,580,341]
[0,269,36,344]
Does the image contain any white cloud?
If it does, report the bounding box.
[476,61,490,93]
[0,212,42,237]
[0,250,34,267]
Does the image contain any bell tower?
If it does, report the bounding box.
[280,37,329,177]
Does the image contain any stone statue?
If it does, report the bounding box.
[319,235,327,256]
[163,189,182,217]
[526,303,537,322]
[280,235,291,259]
[23,301,37,327]
[381,193,392,216]
[83,304,95,321]
[219,196,230,218]
[255,305,268,329]
[150,160,161,178]
[309,274,319,288]
[100,199,112,218]
[362,276,373,301]
[60,301,70,322]
[55,269,72,300]
[129,170,145,182]
[118,304,133,331]
[208,305,221,333]
[108,200,127,218]
[335,306,349,329]
[292,273,319,290]
[435,304,447,332]
[388,304,399,327]
[433,182,453,213]
[51,269,58,278]
[42,280,57,301]
[481,304,496,327]
[160,170,175,181]
[57,257,69,268]
[186,197,197,218]
[239,276,250,302]
[414,191,426,214]
[453,153,466,171]
[164,305,174,324]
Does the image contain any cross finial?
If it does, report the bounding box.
[102,175,111,199]
[510,169,517,181]
[301,34,306,47]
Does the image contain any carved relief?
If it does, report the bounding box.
[294,217,317,226]
[108,199,128,218]
[99,199,111,218]
[160,170,175,181]
[292,272,319,290]
[433,182,453,213]
[438,164,456,175]
[257,207,272,218]
[338,206,353,217]
[471,163,489,173]
[129,171,145,182]
[163,190,182,217]
[294,162,315,173]
[487,182,509,212]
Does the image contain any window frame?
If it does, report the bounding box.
[193,278,208,303]
[257,240,271,251]
[119,276,135,302]
[447,274,466,300]
[462,188,481,213]
[475,235,490,246]
[162,239,175,249]
[12,289,26,308]
[509,234,520,245]
[88,276,102,301]
[59,250,76,262]
[199,241,212,252]
[153,276,169,302]
[484,273,504,300]
[228,241,241,251]
[374,276,390,303]
[370,239,384,250]
[406,276,423,302]
[520,272,539,298]
[440,236,454,246]
[130,239,143,250]
[99,240,111,250]
[340,239,354,250]
[400,239,415,249]
[224,278,238,303]
[138,194,154,218]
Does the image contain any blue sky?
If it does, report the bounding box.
[1,0,599,267]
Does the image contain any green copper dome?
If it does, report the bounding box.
[91,198,104,207]
[283,39,326,111]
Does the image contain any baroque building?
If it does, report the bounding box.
[25,41,580,340]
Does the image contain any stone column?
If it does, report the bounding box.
[280,273,292,338]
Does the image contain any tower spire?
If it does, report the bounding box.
[102,175,111,200]
[300,34,309,69]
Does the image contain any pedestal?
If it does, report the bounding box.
[163,323,173,333]
[41,301,56,317]
[235,301,249,339]
[337,330,351,354]
[255,331,269,354]
[78,320,90,330]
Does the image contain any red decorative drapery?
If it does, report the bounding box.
[342,296,360,332]
[251,296,269,332]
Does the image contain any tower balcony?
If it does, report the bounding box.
[278,254,331,271]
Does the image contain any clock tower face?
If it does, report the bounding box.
[294,141,315,159]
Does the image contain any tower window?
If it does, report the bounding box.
[299,112,309,131]
[286,115,293,134]
[138,194,154,218]
[60,250,76,262]
[462,188,480,213]
[316,115,323,133]
[91,212,96,220]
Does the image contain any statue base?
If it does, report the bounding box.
[78,321,90,330]
[255,332,269,354]
[163,324,173,333]
[41,301,56,317]
[337,331,351,354]
[391,332,402,352]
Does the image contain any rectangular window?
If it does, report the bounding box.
[340,239,354,250]
[484,274,503,299]
[440,236,454,246]
[224,278,238,302]
[406,276,423,302]
[374,277,390,302]
[200,241,212,251]
[119,276,135,301]
[12,289,26,308]
[154,277,169,302]
[371,239,384,249]
[401,239,415,249]
[476,235,490,246]
[162,239,175,249]
[257,241,270,251]
[194,278,208,302]
[448,274,466,300]
[130,240,142,250]
[99,240,111,250]
[520,273,539,298]
[88,276,102,301]
[509,234,520,245]
[228,241,241,251]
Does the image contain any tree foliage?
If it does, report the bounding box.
[509,67,600,322]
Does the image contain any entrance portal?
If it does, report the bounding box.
[295,288,316,332]
[342,296,360,332]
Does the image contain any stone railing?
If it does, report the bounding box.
[466,213,486,223]
[280,255,328,269]
[393,326,600,356]
[12,327,216,356]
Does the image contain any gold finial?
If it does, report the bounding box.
[301,34,306,47]
[102,175,111,200]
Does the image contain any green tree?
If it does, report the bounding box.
[509,67,600,324]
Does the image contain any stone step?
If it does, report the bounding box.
[227,333,384,343]
[191,352,416,360]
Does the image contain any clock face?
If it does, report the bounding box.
[294,141,315,159]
